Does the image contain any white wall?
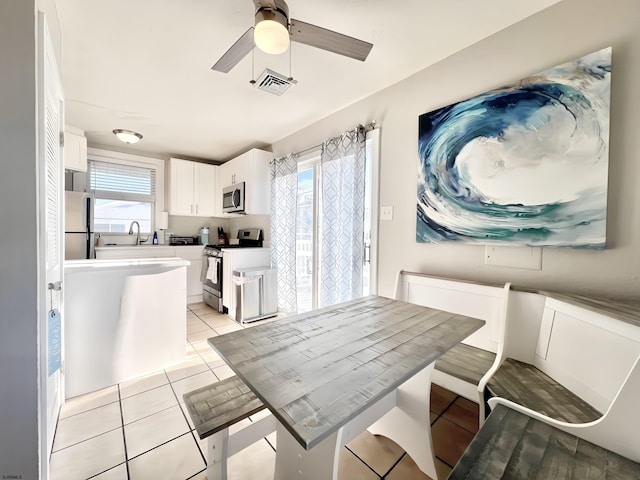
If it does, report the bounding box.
[229,214,271,245]
[272,0,640,300]
[0,1,41,478]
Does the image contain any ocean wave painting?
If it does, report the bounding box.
[417,47,611,248]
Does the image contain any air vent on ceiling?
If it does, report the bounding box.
[254,69,297,96]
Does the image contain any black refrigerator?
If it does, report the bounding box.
[64,191,95,259]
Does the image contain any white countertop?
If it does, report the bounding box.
[94,244,203,250]
[64,257,190,271]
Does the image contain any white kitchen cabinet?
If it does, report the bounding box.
[64,125,87,172]
[173,246,205,304]
[215,148,272,216]
[221,247,271,320]
[168,158,216,216]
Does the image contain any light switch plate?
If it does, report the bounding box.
[380,205,393,221]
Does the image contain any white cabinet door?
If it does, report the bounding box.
[168,158,195,216]
[246,149,272,215]
[63,127,87,172]
[217,161,234,188]
[215,161,233,216]
[173,246,204,303]
[228,150,252,185]
[215,149,272,216]
[169,158,217,217]
[194,162,216,217]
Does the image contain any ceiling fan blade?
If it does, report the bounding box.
[289,19,373,62]
[211,27,255,73]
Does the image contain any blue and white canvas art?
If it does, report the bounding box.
[417,47,611,248]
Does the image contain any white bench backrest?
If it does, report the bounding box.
[501,290,547,365]
[395,271,506,353]
[533,297,640,412]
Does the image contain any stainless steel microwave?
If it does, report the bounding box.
[222,182,245,213]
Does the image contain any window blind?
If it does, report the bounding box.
[88,159,156,202]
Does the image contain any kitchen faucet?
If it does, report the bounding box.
[128,221,141,245]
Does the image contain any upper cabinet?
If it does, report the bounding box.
[64,125,87,172]
[216,148,272,216]
[168,158,216,217]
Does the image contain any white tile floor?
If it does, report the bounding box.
[49,303,473,480]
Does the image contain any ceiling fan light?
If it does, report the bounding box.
[113,129,143,144]
[254,10,289,55]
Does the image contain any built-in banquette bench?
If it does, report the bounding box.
[397,270,640,470]
[394,271,510,425]
[485,288,640,424]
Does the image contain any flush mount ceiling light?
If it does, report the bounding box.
[254,1,290,55]
[211,0,373,74]
[113,129,143,144]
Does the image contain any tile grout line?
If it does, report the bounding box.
[187,467,207,479]
[431,394,476,470]
[343,444,385,479]
[167,362,209,467]
[50,425,122,456]
[438,394,480,435]
[56,397,121,422]
[186,339,223,381]
[123,431,200,468]
[118,384,131,480]
[380,451,407,479]
[432,394,458,471]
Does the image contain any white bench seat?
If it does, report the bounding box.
[434,343,496,386]
[449,403,640,479]
[487,358,602,423]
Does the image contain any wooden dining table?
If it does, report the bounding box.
[208,295,484,480]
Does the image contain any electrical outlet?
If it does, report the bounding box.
[381,205,394,221]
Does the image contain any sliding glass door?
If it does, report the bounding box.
[296,165,316,312]
[295,133,378,312]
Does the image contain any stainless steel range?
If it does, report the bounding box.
[201,228,263,312]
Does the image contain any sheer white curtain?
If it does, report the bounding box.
[271,153,299,313]
[318,128,366,307]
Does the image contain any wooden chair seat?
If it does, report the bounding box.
[487,358,602,424]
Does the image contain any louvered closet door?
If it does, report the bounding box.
[39,13,64,460]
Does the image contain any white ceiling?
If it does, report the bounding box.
[55,0,561,162]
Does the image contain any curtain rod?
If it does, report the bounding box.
[289,121,378,158]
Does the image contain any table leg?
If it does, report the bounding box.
[367,363,437,479]
[206,430,229,480]
[274,424,343,480]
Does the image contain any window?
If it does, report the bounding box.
[88,159,157,234]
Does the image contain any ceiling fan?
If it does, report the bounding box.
[211,0,373,73]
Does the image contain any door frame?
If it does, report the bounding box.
[366,128,381,295]
[38,11,64,476]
